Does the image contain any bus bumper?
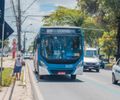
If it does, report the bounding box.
[38,66,83,75]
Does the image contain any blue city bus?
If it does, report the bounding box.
[33,26,84,80]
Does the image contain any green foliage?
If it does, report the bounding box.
[43,6,85,26]
[77,0,99,15]
[0,39,9,48]
[99,31,117,59]
[77,0,120,29]
[2,68,13,87]
[100,0,120,17]
[77,0,120,57]
[82,17,103,47]
[99,0,120,29]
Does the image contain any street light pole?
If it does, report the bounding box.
[23,32,26,53]
[0,0,5,86]
[17,0,21,51]
[0,21,5,86]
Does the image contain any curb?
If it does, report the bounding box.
[2,78,16,100]
[8,79,16,100]
[27,63,44,100]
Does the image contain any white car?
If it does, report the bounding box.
[112,58,120,84]
[84,48,100,72]
[23,52,33,59]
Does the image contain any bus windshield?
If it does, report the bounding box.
[40,35,82,63]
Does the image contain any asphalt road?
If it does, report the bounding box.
[27,60,120,100]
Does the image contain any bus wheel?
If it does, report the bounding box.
[71,75,76,80]
[112,73,118,84]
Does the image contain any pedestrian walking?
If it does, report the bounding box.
[13,52,25,80]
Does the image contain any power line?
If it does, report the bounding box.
[21,14,50,24]
[22,0,38,15]
[10,0,18,27]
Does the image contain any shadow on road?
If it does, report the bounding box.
[83,70,99,73]
[35,73,84,83]
[114,83,120,87]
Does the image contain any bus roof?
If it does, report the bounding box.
[40,26,81,29]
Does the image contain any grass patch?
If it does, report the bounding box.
[1,68,13,87]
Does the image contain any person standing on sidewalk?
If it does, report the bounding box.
[14,52,24,80]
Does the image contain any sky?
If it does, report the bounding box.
[5,0,77,49]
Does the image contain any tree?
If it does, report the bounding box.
[77,0,120,59]
[99,0,120,59]
[82,17,103,47]
[77,0,99,15]
[43,6,85,26]
[99,31,117,61]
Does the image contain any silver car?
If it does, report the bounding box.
[112,58,120,84]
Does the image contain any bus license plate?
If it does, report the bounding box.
[58,72,65,75]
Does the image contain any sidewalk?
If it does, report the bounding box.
[11,65,33,100]
[0,56,33,100]
[0,56,15,100]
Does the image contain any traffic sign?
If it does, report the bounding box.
[0,0,14,40]
[0,21,14,40]
[0,0,5,25]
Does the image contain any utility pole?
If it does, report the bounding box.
[0,0,5,86]
[17,0,21,51]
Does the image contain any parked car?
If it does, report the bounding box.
[112,58,120,84]
[100,60,105,69]
[0,52,8,57]
[100,59,109,69]
[99,55,109,69]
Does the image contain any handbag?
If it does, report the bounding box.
[22,61,25,66]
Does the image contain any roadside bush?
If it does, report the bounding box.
[2,68,13,87]
[105,63,113,69]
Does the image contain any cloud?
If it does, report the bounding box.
[38,0,77,8]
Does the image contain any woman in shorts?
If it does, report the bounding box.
[14,54,23,80]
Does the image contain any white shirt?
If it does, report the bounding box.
[15,57,23,67]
